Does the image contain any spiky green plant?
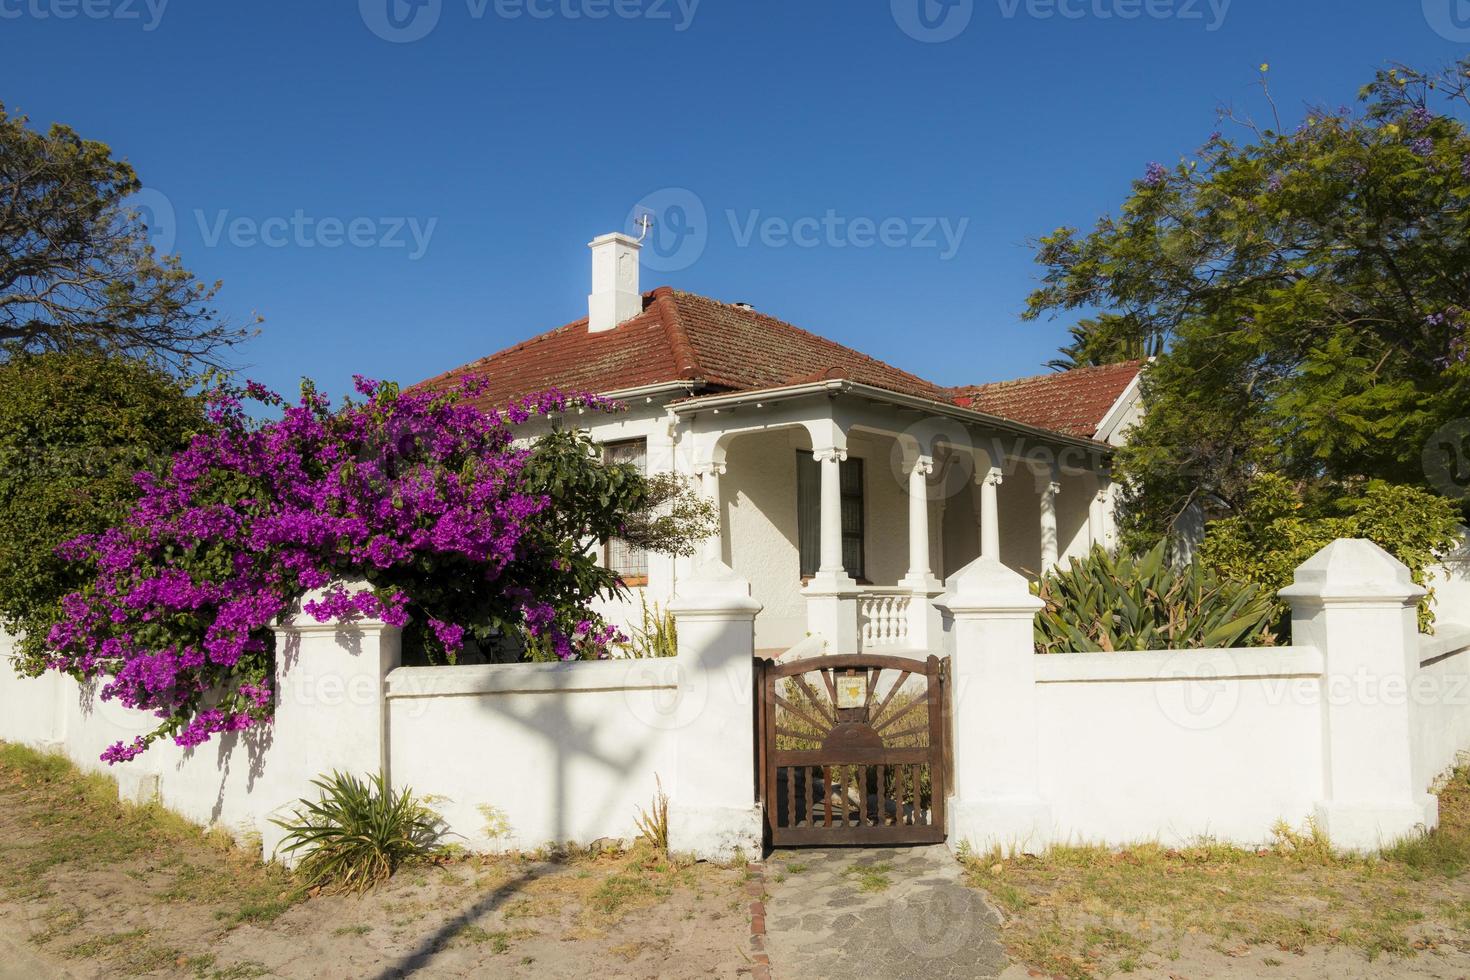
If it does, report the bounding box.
[615,594,679,659]
[273,772,443,894]
[1034,540,1279,653]
[633,775,670,855]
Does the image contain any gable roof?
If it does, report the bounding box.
[948,361,1144,439]
[417,287,1142,442]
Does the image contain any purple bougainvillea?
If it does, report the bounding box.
[47,376,624,763]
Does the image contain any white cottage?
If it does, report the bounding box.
[418,233,1144,653]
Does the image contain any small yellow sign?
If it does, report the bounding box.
[836,674,866,710]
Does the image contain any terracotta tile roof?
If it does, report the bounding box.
[416,286,947,407]
[948,361,1143,439]
[415,287,1139,441]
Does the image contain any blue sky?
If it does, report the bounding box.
[2,1,1466,400]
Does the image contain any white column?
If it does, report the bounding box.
[900,455,944,650]
[901,456,938,586]
[815,448,850,580]
[1280,539,1436,851]
[938,557,1051,853]
[1037,469,1061,571]
[804,446,859,652]
[668,559,764,862]
[694,460,726,564]
[979,467,1003,561]
[1088,476,1108,553]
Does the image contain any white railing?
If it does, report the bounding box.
[859,589,912,649]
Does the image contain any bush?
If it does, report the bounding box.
[273,771,443,894]
[0,348,204,674]
[1035,540,1279,653]
[46,376,714,763]
[1202,476,1463,632]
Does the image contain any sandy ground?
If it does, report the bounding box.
[1,851,754,979]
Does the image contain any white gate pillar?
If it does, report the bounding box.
[937,556,1051,854]
[1281,540,1436,850]
[668,559,764,861]
[263,585,403,863]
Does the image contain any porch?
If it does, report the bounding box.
[675,380,1118,654]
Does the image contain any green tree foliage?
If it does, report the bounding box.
[1034,540,1279,653]
[1024,59,1470,541]
[1202,475,1462,631]
[1045,313,1161,371]
[0,348,205,672]
[0,103,253,368]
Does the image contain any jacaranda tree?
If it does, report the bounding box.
[44,376,713,763]
[1024,58,1470,542]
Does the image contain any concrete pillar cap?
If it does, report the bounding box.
[1279,539,1425,604]
[669,559,763,616]
[937,556,1045,616]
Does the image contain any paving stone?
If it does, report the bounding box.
[764,845,1008,980]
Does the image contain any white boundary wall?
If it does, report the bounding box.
[940,539,1470,853]
[0,563,764,864]
[7,541,1470,862]
[385,660,678,852]
[1034,648,1326,846]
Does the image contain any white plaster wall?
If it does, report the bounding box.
[1429,541,1470,628]
[386,660,676,852]
[1033,648,1326,845]
[997,472,1042,577]
[0,643,279,842]
[1056,470,1093,563]
[851,432,912,589]
[1412,631,1470,792]
[722,429,805,650]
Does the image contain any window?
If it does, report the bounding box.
[604,439,649,585]
[796,451,865,581]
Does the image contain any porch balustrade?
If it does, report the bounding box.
[858,588,912,649]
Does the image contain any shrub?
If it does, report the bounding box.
[273,771,442,894]
[1202,475,1463,631]
[0,348,204,675]
[1034,540,1279,653]
[46,376,713,763]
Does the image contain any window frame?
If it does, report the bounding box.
[603,438,650,587]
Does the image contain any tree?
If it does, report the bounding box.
[0,348,205,673]
[1045,313,1161,371]
[0,103,253,369]
[1024,60,1470,542]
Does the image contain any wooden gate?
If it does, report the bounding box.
[756,653,949,846]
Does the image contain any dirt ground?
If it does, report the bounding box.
[0,743,754,979]
[966,769,1470,979]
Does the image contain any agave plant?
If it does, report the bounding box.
[273,771,444,894]
[1034,540,1279,654]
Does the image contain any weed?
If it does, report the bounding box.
[842,861,893,893]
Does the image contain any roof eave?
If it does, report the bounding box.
[671,380,1111,452]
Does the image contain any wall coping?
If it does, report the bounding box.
[1420,625,1470,667]
[385,658,679,699]
[1035,645,1324,684]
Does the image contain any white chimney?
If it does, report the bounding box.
[587,232,642,333]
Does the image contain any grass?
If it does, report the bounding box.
[451,924,536,952]
[0,741,305,971]
[962,767,1470,979]
[842,861,894,893]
